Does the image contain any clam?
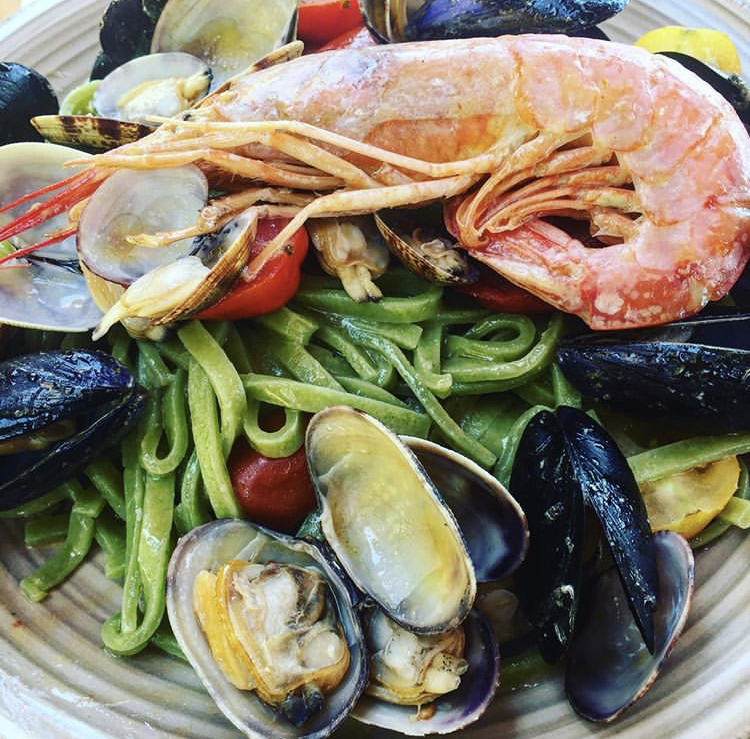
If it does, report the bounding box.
[557,313,750,432]
[0,350,145,510]
[305,406,476,634]
[375,207,477,286]
[0,142,102,332]
[359,0,627,43]
[566,531,694,722]
[31,115,154,151]
[0,63,58,145]
[352,607,500,736]
[93,52,211,123]
[151,0,298,88]
[167,518,367,739]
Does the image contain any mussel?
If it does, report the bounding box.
[359,0,627,43]
[509,404,693,721]
[0,350,145,510]
[0,63,58,145]
[557,313,750,432]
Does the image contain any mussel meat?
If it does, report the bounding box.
[359,0,627,43]
[167,519,368,739]
[0,350,145,510]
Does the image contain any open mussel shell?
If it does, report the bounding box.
[351,608,500,736]
[31,115,154,151]
[557,327,750,432]
[166,518,367,739]
[93,52,211,123]
[359,0,626,42]
[0,142,102,331]
[566,531,694,722]
[151,0,298,88]
[403,436,528,582]
[306,406,477,634]
[375,207,477,285]
[0,350,145,510]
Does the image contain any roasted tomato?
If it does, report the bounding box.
[457,263,551,314]
[298,0,364,49]
[228,439,317,534]
[196,218,308,321]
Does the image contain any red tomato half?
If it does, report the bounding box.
[298,0,364,48]
[228,439,317,534]
[196,218,308,321]
[457,264,552,314]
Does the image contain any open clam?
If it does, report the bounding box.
[167,519,368,739]
[0,142,102,331]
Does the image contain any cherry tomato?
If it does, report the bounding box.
[457,264,552,314]
[196,217,308,321]
[317,24,378,51]
[298,0,364,49]
[228,439,317,534]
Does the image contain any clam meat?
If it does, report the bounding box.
[168,519,367,739]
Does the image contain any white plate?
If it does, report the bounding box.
[1,1,750,738]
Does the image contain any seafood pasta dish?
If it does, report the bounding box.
[0,0,749,737]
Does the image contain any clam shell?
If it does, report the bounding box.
[31,114,153,150]
[167,519,368,739]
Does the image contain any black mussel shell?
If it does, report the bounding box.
[556,406,658,653]
[509,409,585,663]
[93,0,156,79]
[404,0,627,41]
[510,406,659,661]
[142,0,169,22]
[557,339,750,432]
[566,531,693,722]
[0,350,145,510]
[566,26,610,41]
[0,62,58,144]
[659,51,750,129]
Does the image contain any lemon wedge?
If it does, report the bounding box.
[640,456,740,539]
[635,26,742,74]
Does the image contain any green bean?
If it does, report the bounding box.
[493,405,549,486]
[315,324,379,382]
[188,360,242,519]
[141,368,189,476]
[294,282,442,323]
[0,486,69,519]
[443,313,564,383]
[243,399,306,458]
[85,458,126,520]
[174,450,212,536]
[24,514,70,548]
[242,373,431,437]
[21,510,97,601]
[628,433,750,484]
[136,341,173,388]
[413,323,452,398]
[101,473,175,655]
[336,376,409,407]
[346,330,496,468]
[179,321,246,457]
[551,363,582,409]
[254,306,319,344]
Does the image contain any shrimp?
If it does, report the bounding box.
[2,35,749,330]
